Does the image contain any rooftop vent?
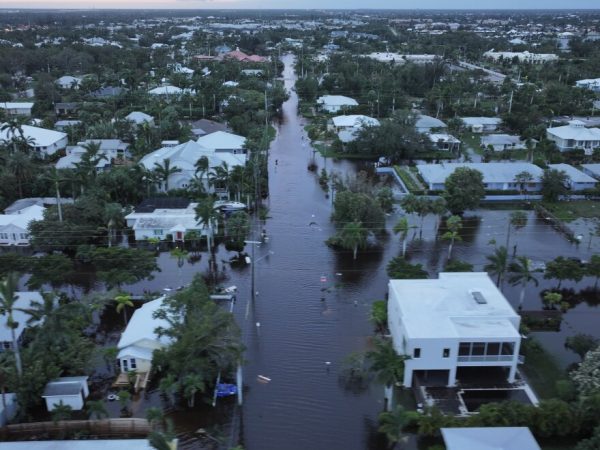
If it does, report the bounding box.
[471,291,487,305]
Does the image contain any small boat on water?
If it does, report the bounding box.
[214,201,247,212]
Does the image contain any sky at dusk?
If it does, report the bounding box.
[2,0,600,10]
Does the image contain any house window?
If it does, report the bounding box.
[443,348,450,358]
[122,359,128,371]
[413,348,421,358]
[130,358,137,369]
[0,233,7,239]
[472,342,486,356]
[487,343,501,355]
[153,230,163,236]
[2,342,11,350]
[19,233,28,240]
[501,342,515,356]
[458,343,471,356]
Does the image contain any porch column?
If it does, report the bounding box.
[403,367,413,388]
[447,366,457,387]
[508,364,517,383]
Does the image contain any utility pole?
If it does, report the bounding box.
[508,90,514,114]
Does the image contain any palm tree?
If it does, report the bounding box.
[339,221,368,260]
[367,338,409,411]
[51,401,73,423]
[441,215,462,261]
[378,406,411,449]
[430,197,447,237]
[170,247,189,286]
[146,407,165,431]
[508,256,539,310]
[44,168,65,222]
[1,118,26,154]
[0,273,23,376]
[153,158,182,192]
[194,197,218,253]
[114,293,133,326]
[505,211,527,253]
[103,203,124,247]
[208,161,230,197]
[21,291,57,326]
[6,151,34,198]
[86,400,109,420]
[194,155,209,180]
[393,217,409,258]
[182,373,206,407]
[485,246,509,287]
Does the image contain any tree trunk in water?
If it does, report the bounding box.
[56,182,63,223]
[10,328,22,377]
[519,285,526,310]
[384,384,394,412]
[402,238,407,258]
[353,245,357,260]
[447,240,454,261]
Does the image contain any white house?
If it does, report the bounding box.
[125,111,154,126]
[42,377,89,411]
[316,95,358,113]
[388,273,522,388]
[415,115,447,133]
[196,130,247,156]
[461,117,502,133]
[0,102,34,117]
[428,133,461,152]
[56,139,130,171]
[0,123,68,156]
[125,202,204,242]
[117,297,171,373]
[55,75,82,89]
[546,120,600,155]
[329,115,380,143]
[575,78,600,92]
[0,441,159,450]
[0,291,44,350]
[581,163,600,180]
[139,140,246,193]
[548,163,598,191]
[0,204,45,246]
[366,52,439,65]
[148,85,193,97]
[416,162,544,191]
[481,134,531,152]
[441,427,541,450]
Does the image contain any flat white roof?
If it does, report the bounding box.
[442,427,541,450]
[0,440,155,450]
[332,115,379,128]
[417,162,544,185]
[389,273,520,339]
[461,117,502,126]
[317,95,358,106]
[582,163,600,177]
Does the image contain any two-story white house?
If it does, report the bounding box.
[0,204,45,246]
[0,123,68,156]
[55,139,130,171]
[388,272,522,388]
[546,120,600,155]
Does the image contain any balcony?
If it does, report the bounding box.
[457,355,514,363]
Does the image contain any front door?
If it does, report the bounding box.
[122,359,128,372]
[176,231,183,241]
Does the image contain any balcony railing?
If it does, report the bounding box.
[457,355,514,363]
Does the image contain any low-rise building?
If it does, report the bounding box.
[461,117,502,133]
[388,273,521,388]
[575,78,600,92]
[55,75,82,89]
[0,102,34,117]
[366,52,439,65]
[0,204,45,246]
[117,297,171,373]
[581,163,600,180]
[441,427,541,450]
[0,440,161,450]
[196,130,247,156]
[0,123,68,156]
[125,201,204,242]
[316,95,358,114]
[415,114,447,133]
[416,162,544,191]
[329,114,379,142]
[54,102,79,116]
[483,50,558,63]
[42,377,89,411]
[56,139,130,171]
[546,120,600,154]
[548,163,598,191]
[481,134,531,152]
[428,133,461,152]
[0,291,44,350]
[125,111,154,126]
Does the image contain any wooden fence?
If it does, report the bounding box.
[0,418,151,440]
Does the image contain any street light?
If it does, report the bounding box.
[244,240,273,304]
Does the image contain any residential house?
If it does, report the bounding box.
[441,427,541,450]
[428,133,461,152]
[388,272,522,388]
[582,163,600,180]
[316,95,358,114]
[4,197,73,214]
[0,102,34,117]
[0,204,45,246]
[125,111,154,127]
[148,85,193,97]
[56,139,130,171]
[481,134,532,152]
[117,297,171,373]
[42,377,89,411]
[241,69,263,77]
[546,120,600,155]
[575,78,600,92]
[125,201,204,242]
[219,48,267,62]
[548,163,598,191]
[329,115,380,143]
[0,291,44,350]
[54,120,82,131]
[416,162,544,191]
[54,102,79,116]
[415,115,447,133]
[0,123,68,156]
[55,75,82,89]
[196,130,247,157]
[91,86,126,99]
[461,117,502,133]
[366,52,439,65]
[139,139,245,194]
[189,118,231,138]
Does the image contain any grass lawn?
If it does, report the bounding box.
[460,133,483,154]
[542,200,600,223]
[520,339,565,399]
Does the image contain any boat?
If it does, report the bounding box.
[216,383,237,397]
[213,201,247,212]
